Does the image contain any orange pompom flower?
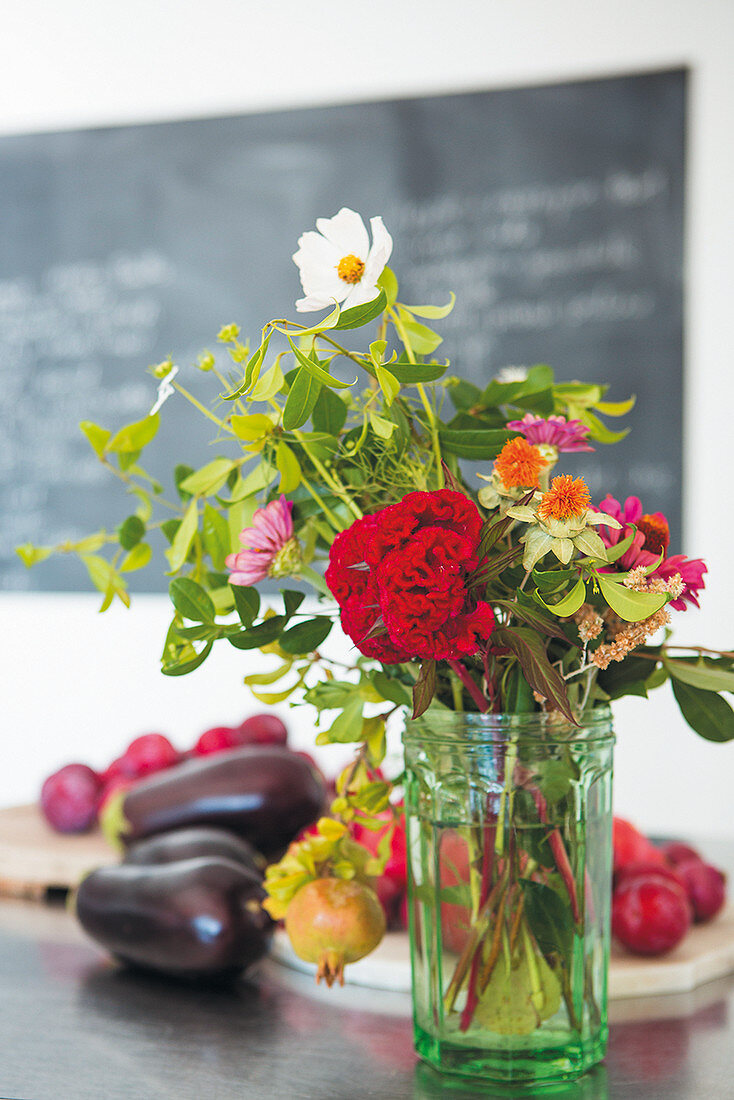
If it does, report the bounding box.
[494,437,548,489]
[538,476,591,522]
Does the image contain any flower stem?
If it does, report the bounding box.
[388,307,444,488]
[292,430,363,522]
[297,563,332,599]
[447,659,489,712]
[172,382,233,431]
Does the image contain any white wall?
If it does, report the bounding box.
[1,0,733,839]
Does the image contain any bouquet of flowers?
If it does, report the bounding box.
[21,208,732,1063]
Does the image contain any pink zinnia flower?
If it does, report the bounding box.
[656,555,707,611]
[506,414,593,453]
[595,495,661,572]
[595,494,706,611]
[226,496,300,586]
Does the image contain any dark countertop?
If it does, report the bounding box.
[1,894,733,1100]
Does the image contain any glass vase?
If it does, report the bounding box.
[402,706,614,1086]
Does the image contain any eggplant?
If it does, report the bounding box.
[75,857,273,979]
[123,826,265,877]
[103,745,325,856]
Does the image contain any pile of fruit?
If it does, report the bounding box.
[612,816,726,955]
[39,712,296,835]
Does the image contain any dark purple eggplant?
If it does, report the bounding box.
[102,745,325,856]
[123,826,265,876]
[74,857,273,979]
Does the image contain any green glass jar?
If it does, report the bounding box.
[403,706,614,1086]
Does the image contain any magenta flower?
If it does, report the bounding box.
[595,495,660,572]
[506,414,593,453]
[656,555,707,611]
[226,496,300,586]
[595,494,707,611]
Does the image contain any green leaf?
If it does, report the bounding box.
[370,413,396,440]
[597,656,654,701]
[438,428,515,459]
[412,660,437,719]
[664,658,734,694]
[603,528,637,564]
[130,486,153,522]
[404,292,456,320]
[79,420,111,457]
[174,464,195,501]
[581,410,629,444]
[596,573,668,622]
[276,441,301,493]
[305,680,362,710]
[202,504,230,571]
[389,357,448,384]
[169,577,216,622]
[116,514,145,551]
[16,544,53,568]
[535,577,586,617]
[320,695,365,744]
[370,671,412,707]
[165,498,198,572]
[283,366,323,431]
[249,360,285,402]
[283,590,306,618]
[376,365,399,406]
[376,267,398,307]
[228,616,286,649]
[230,413,275,442]
[521,879,574,956]
[162,641,214,676]
[223,461,277,503]
[120,542,152,572]
[491,627,576,725]
[107,414,160,454]
[671,679,734,742]
[312,387,348,435]
[222,333,273,400]
[231,584,260,627]
[279,616,333,655]
[179,459,237,497]
[287,338,354,389]
[333,288,387,330]
[400,318,443,355]
[595,395,636,417]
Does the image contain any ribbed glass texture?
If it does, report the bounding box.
[403,707,614,1085]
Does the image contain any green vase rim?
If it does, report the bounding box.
[403,702,614,745]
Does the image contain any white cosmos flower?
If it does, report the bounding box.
[293,207,393,313]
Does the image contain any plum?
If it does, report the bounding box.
[612,872,691,955]
[613,817,666,874]
[675,859,726,922]
[40,764,103,833]
[104,733,181,782]
[193,726,246,756]
[659,840,703,867]
[237,713,288,746]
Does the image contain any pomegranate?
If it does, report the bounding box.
[675,859,726,922]
[285,878,386,987]
[612,872,691,955]
[40,764,103,833]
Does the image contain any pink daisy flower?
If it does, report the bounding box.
[595,495,661,572]
[226,496,300,586]
[656,555,707,611]
[506,414,593,453]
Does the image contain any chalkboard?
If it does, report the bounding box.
[0,68,685,592]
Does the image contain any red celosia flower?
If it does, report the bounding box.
[325,489,495,661]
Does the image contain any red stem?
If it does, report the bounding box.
[532,789,581,924]
[448,659,489,712]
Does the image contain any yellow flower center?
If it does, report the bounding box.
[538,475,590,522]
[337,254,365,284]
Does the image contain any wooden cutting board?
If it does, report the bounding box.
[2,804,733,999]
[0,803,116,899]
